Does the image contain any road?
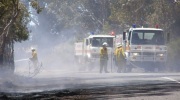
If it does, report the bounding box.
[0,66,180,100]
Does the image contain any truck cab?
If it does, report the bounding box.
[75,34,115,71]
[123,27,167,72]
[84,35,114,60]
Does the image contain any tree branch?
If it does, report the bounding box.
[0,0,20,48]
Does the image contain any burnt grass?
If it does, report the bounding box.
[0,83,180,100]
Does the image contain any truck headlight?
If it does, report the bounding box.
[87,54,91,58]
[157,53,164,56]
[132,53,140,56]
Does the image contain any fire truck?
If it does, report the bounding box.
[74,34,115,70]
[122,26,168,72]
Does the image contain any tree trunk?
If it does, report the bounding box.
[0,37,14,73]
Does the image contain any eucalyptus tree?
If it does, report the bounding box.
[36,0,111,37]
[109,0,180,31]
[0,0,41,71]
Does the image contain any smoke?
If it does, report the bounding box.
[14,25,81,76]
[1,25,80,93]
[12,7,87,92]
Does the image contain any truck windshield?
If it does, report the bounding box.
[131,30,165,45]
[91,37,113,47]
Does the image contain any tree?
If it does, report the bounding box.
[35,0,112,37]
[0,0,41,71]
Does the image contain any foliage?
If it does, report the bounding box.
[0,0,42,44]
[0,0,41,68]
[37,0,111,35]
[167,38,180,71]
[30,0,43,14]
[109,0,180,34]
[101,22,111,34]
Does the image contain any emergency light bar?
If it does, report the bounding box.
[132,24,136,28]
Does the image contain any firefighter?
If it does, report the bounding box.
[100,42,109,73]
[30,48,38,67]
[116,44,126,73]
[113,43,121,67]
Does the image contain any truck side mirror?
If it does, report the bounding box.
[123,32,126,40]
[167,33,170,43]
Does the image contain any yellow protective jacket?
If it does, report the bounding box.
[116,47,125,62]
[100,47,108,60]
[114,47,118,56]
[32,51,38,61]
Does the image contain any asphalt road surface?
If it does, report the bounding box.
[1,67,180,100]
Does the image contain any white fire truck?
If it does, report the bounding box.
[122,27,167,72]
[74,34,115,70]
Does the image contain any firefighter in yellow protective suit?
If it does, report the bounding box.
[116,44,126,73]
[30,48,38,67]
[113,43,121,67]
[99,42,109,73]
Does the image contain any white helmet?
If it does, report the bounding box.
[116,43,121,47]
[31,48,35,51]
[117,44,122,47]
[102,42,108,46]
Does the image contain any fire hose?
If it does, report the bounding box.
[15,58,43,78]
